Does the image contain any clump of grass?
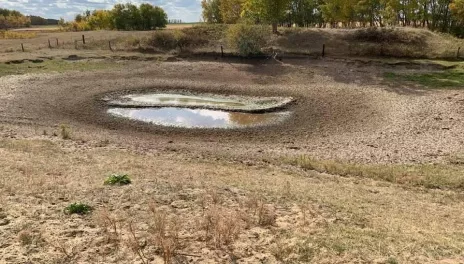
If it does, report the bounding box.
[18,230,33,246]
[104,174,132,186]
[203,206,243,248]
[64,203,92,215]
[148,203,180,263]
[258,203,276,226]
[60,124,71,140]
[385,70,464,88]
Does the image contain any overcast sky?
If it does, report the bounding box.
[0,0,203,22]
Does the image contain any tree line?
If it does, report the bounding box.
[0,8,31,29]
[66,3,168,31]
[29,16,59,26]
[202,0,464,36]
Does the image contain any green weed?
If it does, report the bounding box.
[64,203,93,215]
[104,174,132,186]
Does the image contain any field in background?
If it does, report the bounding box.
[11,25,61,32]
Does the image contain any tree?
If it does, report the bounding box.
[0,8,30,29]
[451,0,464,23]
[152,6,168,29]
[75,14,84,23]
[202,0,223,23]
[242,0,291,33]
[69,3,168,31]
[87,10,112,30]
[289,0,324,27]
[220,0,245,23]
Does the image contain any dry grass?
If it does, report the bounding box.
[287,155,464,190]
[1,138,464,263]
[1,25,462,59]
[0,30,37,39]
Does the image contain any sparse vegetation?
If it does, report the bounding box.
[60,124,71,140]
[3,19,464,263]
[227,23,270,56]
[0,31,37,39]
[385,68,464,88]
[288,155,464,190]
[0,60,121,78]
[104,174,132,185]
[64,203,93,215]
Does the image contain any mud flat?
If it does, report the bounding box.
[105,92,294,113]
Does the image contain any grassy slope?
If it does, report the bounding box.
[287,155,464,190]
[1,138,463,263]
[0,59,121,77]
[2,25,464,59]
[385,67,464,89]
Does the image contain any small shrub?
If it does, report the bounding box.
[150,31,178,50]
[18,229,45,247]
[18,230,33,245]
[182,24,227,41]
[352,27,425,46]
[149,29,210,51]
[176,31,209,51]
[227,24,270,56]
[104,174,132,186]
[60,124,71,140]
[64,203,92,215]
[258,203,276,226]
[203,206,242,247]
[386,257,399,264]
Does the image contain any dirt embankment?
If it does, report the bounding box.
[1,26,463,61]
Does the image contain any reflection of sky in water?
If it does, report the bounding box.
[126,94,246,107]
[108,107,289,128]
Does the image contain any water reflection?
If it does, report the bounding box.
[108,107,290,128]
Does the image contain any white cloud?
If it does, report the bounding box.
[0,0,202,22]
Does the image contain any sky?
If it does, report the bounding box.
[0,0,203,22]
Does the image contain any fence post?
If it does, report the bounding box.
[56,38,59,47]
[221,45,224,57]
[82,35,85,44]
[48,39,51,48]
[109,41,113,52]
[21,43,24,52]
[458,47,461,59]
[322,44,325,57]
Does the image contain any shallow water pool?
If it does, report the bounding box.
[108,107,290,129]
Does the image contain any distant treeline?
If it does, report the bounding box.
[168,19,183,24]
[29,16,59,26]
[202,0,464,37]
[65,3,168,31]
[0,8,30,29]
[1,8,61,29]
